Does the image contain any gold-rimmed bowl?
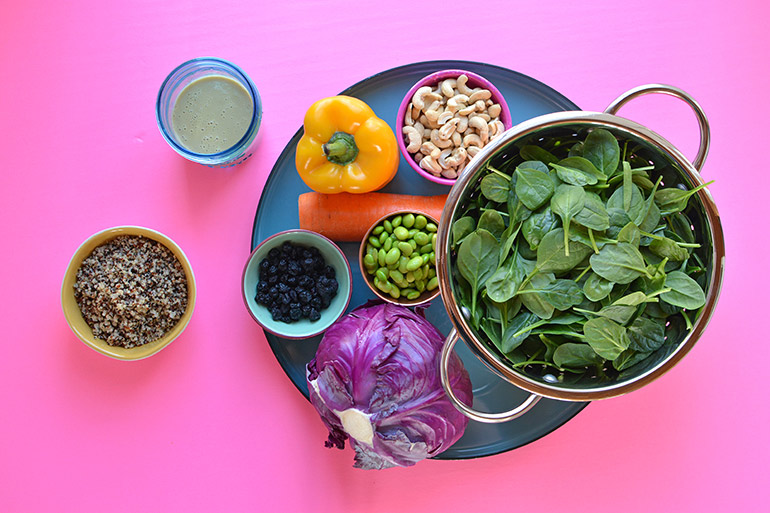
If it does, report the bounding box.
[61,226,196,361]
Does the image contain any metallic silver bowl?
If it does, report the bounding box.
[437,84,725,423]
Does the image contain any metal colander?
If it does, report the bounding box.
[437,84,725,423]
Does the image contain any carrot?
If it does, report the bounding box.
[298,192,448,242]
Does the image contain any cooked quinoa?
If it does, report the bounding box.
[73,235,189,348]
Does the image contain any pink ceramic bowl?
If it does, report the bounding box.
[396,69,512,186]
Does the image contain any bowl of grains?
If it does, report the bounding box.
[242,229,352,339]
[397,69,512,185]
[61,226,196,360]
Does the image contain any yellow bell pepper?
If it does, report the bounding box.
[295,95,399,194]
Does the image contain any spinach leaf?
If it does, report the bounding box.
[519,272,555,320]
[515,166,555,210]
[583,317,629,360]
[517,278,584,311]
[518,160,550,174]
[522,207,558,251]
[583,272,613,301]
[574,191,610,231]
[452,216,476,246]
[550,157,606,186]
[649,236,690,261]
[660,271,706,309]
[486,254,526,303]
[507,178,532,225]
[457,229,500,319]
[554,343,603,368]
[478,209,506,240]
[626,316,665,352]
[617,222,641,247]
[613,348,652,371]
[501,312,539,353]
[551,184,586,255]
[582,129,620,177]
[520,145,559,165]
[590,242,648,284]
[607,183,646,225]
[654,181,714,215]
[536,228,593,274]
[480,173,510,203]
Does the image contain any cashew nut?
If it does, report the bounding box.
[445,147,467,168]
[419,155,442,174]
[458,104,476,117]
[411,86,433,110]
[438,148,453,169]
[441,168,459,179]
[420,141,440,159]
[446,94,469,114]
[438,118,458,140]
[489,119,505,138]
[469,89,492,103]
[474,100,487,113]
[463,133,483,148]
[451,131,462,147]
[467,145,481,158]
[403,125,422,153]
[456,74,473,95]
[487,103,502,119]
[431,128,453,149]
[440,78,457,98]
[456,116,469,133]
[469,116,489,143]
[405,103,414,126]
[437,110,454,125]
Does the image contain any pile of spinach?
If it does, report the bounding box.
[451,128,712,383]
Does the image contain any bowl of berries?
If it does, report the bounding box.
[242,229,352,339]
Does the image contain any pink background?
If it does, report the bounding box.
[1,0,767,511]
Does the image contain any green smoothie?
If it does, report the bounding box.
[171,75,254,154]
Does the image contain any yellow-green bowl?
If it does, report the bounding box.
[61,226,197,361]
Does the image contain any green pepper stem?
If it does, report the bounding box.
[322,131,359,166]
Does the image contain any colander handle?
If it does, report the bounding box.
[440,328,542,423]
[604,84,710,171]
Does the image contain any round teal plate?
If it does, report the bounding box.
[251,60,589,460]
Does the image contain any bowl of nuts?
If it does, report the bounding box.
[397,69,512,185]
[359,211,440,307]
[61,226,197,361]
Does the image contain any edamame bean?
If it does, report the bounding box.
[383,219,393,233]
[385,247,401,265]
[389,287,401,299]
[398,256,409,274]
[427,276,439,291]
[363,254,376,269]
[391,215,402,228]
[420,243,432,254]
[389,269,405,284]
[416,280,426,292]
[372,225,384,235]
[398,241,413,257]
[414,231,430,246]
[406,256,423,271]
[402,213,415,228]
[425,222,438,232]
[368,236,381,248]
[406,290,421,300]
[378,248,386,267]
[414,215,427,230]
[378,230,388,245]
[394,226,409,240]
[376,268,389,283]
[383,237,393,252]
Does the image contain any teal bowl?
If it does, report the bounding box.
[242,230,352,339]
